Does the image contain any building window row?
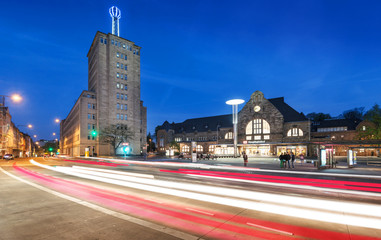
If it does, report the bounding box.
[87,124,96,130]
[225,132,233,139]
[246,119,271,140]
[116,114,128,120]
[116,93,128,100]
[87,114,96,120]
[116,62,128,71]
[99,38,107,44]
[87,135,96,140]
[116,82,128,90]
[116,72,127,80]
[86,94,95,98]
[87,103,96,109]
[317,127,347,132]
[116,103,128,110]
[116,52,128,60]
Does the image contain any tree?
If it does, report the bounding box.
[306,112,332,122]
[358,104,381,140]
[146,132,156,152]
[169,140,180,152]
[341,107,365,120]
[364,104,381,121]
[99,124,134,155]
[358,104,381,156]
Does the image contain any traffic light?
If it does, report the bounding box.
[91,130,97,137]
[48,147,53,152]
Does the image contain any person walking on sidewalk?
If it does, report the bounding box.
[242,151,248,167]
[279,153,284,168]
[291,152,295,168]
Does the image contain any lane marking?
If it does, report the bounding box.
[247,222,293,236]
[186,208,214,216]
[0,167,200,240]
[72,165,154,179]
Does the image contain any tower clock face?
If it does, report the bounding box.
[254,105,261,112]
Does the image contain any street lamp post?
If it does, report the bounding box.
[226,99,244,158]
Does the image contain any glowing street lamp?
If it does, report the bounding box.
[27,124,33,129]
[226,99,245,158]
[10,94,22,103]
[55,118,60,123]
[33,135,37,138]
[52,132,56,136]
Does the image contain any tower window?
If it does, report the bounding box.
[125,55,127,60]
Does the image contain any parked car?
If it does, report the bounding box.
[3,154,14,160]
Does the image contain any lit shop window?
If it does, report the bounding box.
[209,145,215,153]
[175,138,182,142]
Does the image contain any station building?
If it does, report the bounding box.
[156,90,379,157]
[156,91,310,157]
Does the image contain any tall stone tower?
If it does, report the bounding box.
[87,7,147,155]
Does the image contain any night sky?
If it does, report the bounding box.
[1,0,381,140]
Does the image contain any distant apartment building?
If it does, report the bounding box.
[60,8,147,156]
[0,106,34,157]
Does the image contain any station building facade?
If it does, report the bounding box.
[156,91,311,157]
[156,90,378,157]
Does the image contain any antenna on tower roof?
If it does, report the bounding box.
[109,6,121,36]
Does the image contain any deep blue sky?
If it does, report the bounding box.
[1,0,381,140]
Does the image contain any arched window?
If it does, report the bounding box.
[181,145,190,153]
[246,119,271,140]
[225,132,233,139]
[196,145,203,152]
[287,128,303,137]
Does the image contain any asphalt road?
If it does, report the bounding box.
[1,156,381,240]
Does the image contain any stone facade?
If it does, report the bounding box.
[156,91,310,157]
[60,31,147,156]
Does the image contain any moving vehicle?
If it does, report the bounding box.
[3,154,14,160]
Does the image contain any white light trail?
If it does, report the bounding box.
[88,157,381,180]
[30,160,381,230]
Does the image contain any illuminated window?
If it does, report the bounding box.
[123,44,126,48]
[175,137,182,142]
[182,145,190,153]
[116,83,120,89]
[196,145,203,152]
[225,132,233,139]
[117,62,119,68]
[209,145,215,153]
[362,126,366,131]
[159,138,164,147]
[121,83,124,89]
[117,73,120,78]
[246,119,271,140]
[287,128,303,137]
[116,52,119,57]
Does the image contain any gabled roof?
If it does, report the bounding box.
[311,118,361,131]
[157,114,232,133]
[268,97,307,122]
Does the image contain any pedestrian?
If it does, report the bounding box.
[291,152,295,168]
[279,152,284,168]
[242,151,248,167]
[285,152,291,168]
